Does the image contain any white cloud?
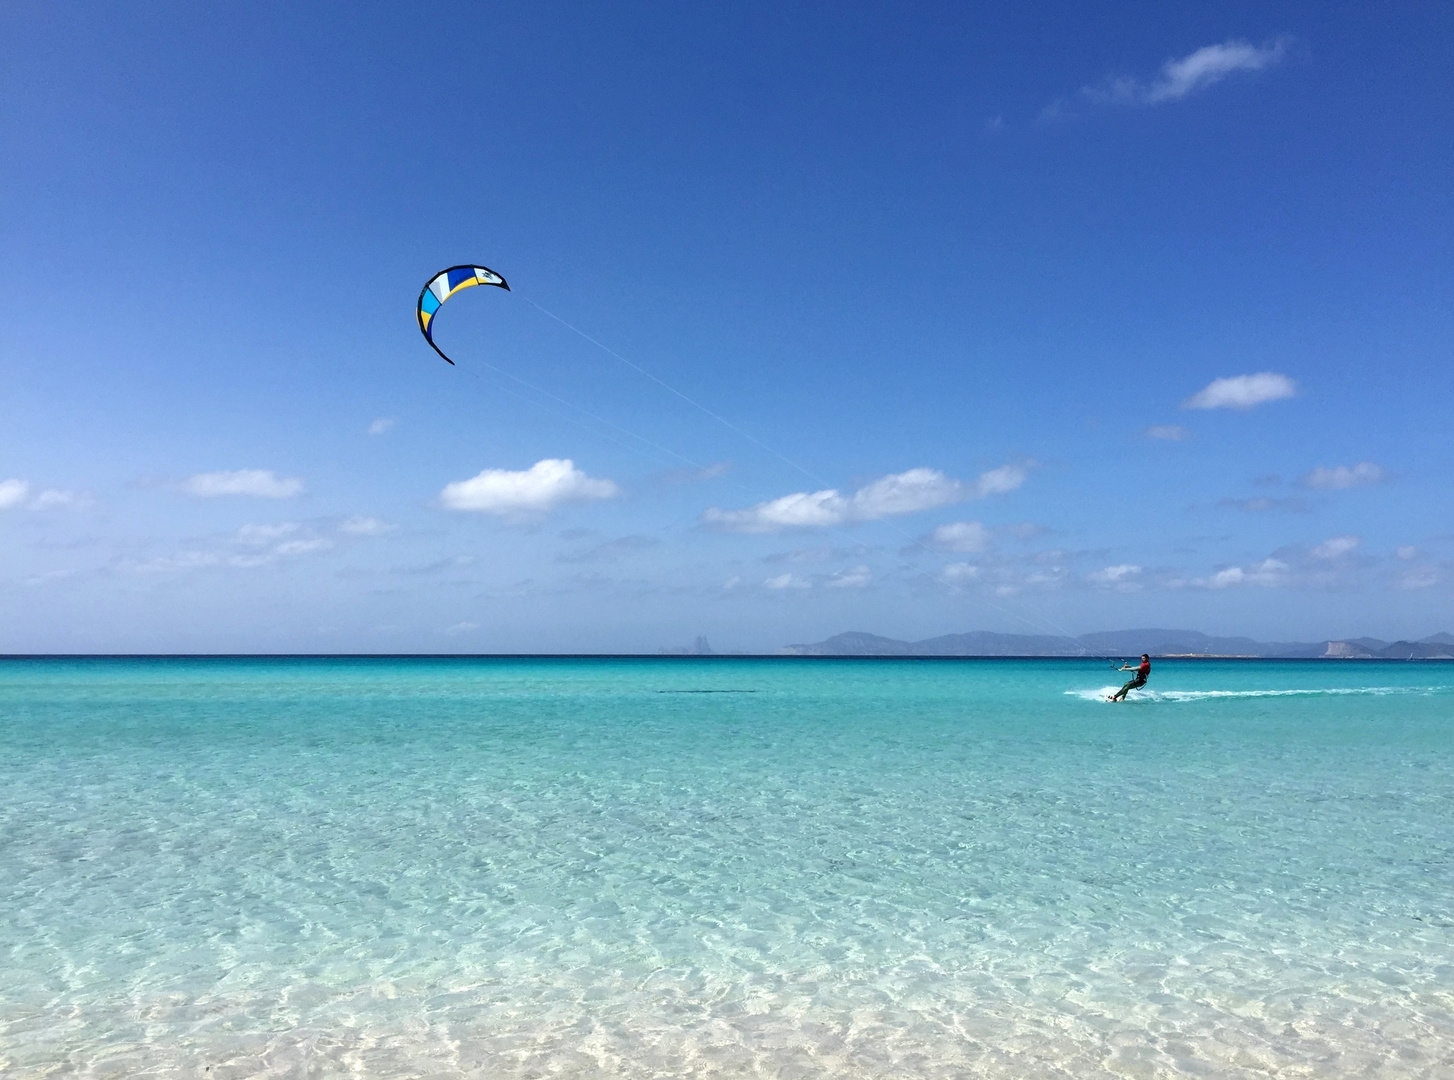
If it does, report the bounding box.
[703,464,1029,534]
[1396,545,1418,561]
[853,468,968,517]
[236,522,299,545]
[274,538,332,557]
[1148,40,1285,102]
[0,479,31,509]
[1207,567,1245,588]
[0,481,87,511]
[710,489,847,533]
[1187,535,1374,590]
[827,565,872,589]
[942,562,980,584]
[368,418,396,436]
[926,521,991,553]
[1143,424,1191,442]
[182,469,305,499]
[1300,462,1385,490]
[1311,535,1360,560]
[128,522,334,574]
[974,464,1031,497]
[445,621,480,633]
[1183,373,1297,410]
[340,515,395,536]
[1400,568,1438,589]
[226,528,332,566]
[1089,564,1142,585]
[1087,39,1286,106]
[133,550,223,573]
[30,489,85,509]
[1253,558,1289,581]
[1201,557,1288,588]
[440,458,619,517]
[764,572,810,590]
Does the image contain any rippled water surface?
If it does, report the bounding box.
[3,657,1454,1078]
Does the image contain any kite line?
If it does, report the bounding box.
[518,295,1085,648]
[416,263,1087,649]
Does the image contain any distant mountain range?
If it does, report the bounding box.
[780,628,1454,659]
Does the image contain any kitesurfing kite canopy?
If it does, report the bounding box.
[416,265,510,364]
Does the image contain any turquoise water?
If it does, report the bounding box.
[3,658,1454,1078]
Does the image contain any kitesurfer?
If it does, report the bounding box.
[1110,654,1151,701]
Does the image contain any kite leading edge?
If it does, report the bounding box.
[416,265,510,364]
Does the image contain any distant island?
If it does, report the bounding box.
[780,629,1454,660]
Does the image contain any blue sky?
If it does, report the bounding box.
[2,1,1451,652]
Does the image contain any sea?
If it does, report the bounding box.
[2,656,1453,1078]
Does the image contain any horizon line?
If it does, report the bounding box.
[2,654,1450,662]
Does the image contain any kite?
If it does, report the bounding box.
[416,265,510,364]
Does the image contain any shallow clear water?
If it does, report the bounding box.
[3,657,1453,1078]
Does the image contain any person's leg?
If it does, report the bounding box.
[1113,675,1147,700]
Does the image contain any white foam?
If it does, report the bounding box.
[1067,685,1450,703]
